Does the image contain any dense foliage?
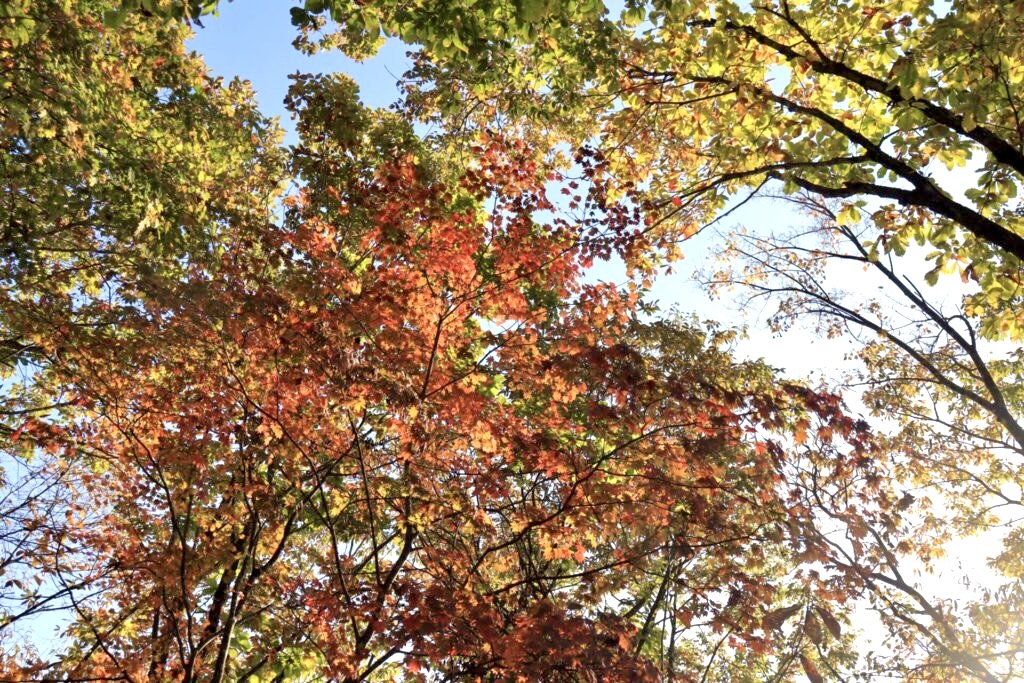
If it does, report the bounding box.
[2,0,1022,681]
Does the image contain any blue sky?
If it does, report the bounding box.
[188,2,413,141]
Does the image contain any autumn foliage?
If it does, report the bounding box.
[5,0,1023,681]
[0,8,869,679]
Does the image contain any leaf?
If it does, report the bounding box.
[815,606,842,639]
[804,611,823,645]
[520,0,550,22]
[762,604,802,631]
[102,8,128,27]
[835,204,860,227]
[962,111,977,133]
[623,6,646,27]
[800,654,825,683]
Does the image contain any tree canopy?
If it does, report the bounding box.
[2,0,1024,681]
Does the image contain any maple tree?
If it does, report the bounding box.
[2,60,876,681]
[0,0,283,473]
[1,0,282,659]
[5,0,1024,680]
[282,0,1024,679]
[0,3,890,680]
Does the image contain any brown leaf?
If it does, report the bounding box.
[804,612,822,645]
[762,603,802,631]
[800,654,824,683]
[816,606,842,639]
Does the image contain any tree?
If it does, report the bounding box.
[0,0,283,661]
[292,0,1022,298]
[10,0,1023,679]
[282,0,1024,679]
[708,192,1024,682]
[0,0,283,444]
[0,6,886,678]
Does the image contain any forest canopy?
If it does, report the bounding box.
[1,0,1023,681]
